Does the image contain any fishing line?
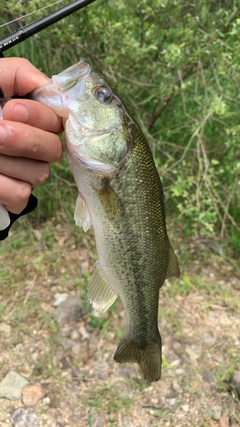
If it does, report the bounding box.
[0,0,97,52]
[0,0,66,29]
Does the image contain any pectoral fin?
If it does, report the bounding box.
[74,194,92,231]
[97,180,125,225]
[166,242,181,278]
[88,262,118,313]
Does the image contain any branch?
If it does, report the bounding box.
[147,66,195,131]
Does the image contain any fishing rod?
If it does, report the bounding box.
[0,0,97,52]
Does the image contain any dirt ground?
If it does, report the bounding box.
[0,220,239,427]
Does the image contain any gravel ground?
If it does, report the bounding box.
[0,223,239,427]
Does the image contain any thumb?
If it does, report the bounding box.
[0,57,50,97]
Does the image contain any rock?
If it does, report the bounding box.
[230,370,240,397]
[0,322,11,336]
[21,384,44,406]
[182,404,189,412]
[54,295,85,324]
[10,407,39,426]
[53,293,68,307]
[0,371,28,400]
[202,370,217,390]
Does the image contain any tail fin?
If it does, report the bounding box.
[113,335,162,382]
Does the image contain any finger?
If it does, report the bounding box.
[2,99,63,134]
[0,58,50,97]
[0,154,50,188]
[0,121,63,163]
[0,174,31,214]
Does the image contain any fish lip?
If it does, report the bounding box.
[31,60,92,117]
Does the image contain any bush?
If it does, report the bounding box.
[2,0,240,251]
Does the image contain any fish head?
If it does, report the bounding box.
[33,60,134,175]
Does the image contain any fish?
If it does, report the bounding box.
[32,59,180,382]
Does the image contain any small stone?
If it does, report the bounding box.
[61,338,75,349]
[70,329,80,340]
[202,370,217,390]
[21,384,44,406]
[167,397,176,406]
[182,404,189,412]
[56,415,67,426]
[185,345,200,362]
[172,380,182,393]
[0,322,11,336]
[72,342,81,356]
[54,295,85,324]
[171,359,182,368]
[230,370,240,397]
[0,371,28,400]
[93,361,108,380]
[118,367,134,378]
[10,407,39,426]
[176,368,184,375]
[42,396,51,405]
[88,414,106,427]
[202,332,215,345]
[208,405,222,420]
[79,326,89,340]
[122,420,135,427]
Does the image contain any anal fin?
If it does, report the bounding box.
[88,262,118,313]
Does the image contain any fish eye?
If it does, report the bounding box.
[95,86,113,103]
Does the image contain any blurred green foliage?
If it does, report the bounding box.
[1,0,239,251]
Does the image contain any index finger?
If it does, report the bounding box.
[0,58,50,97]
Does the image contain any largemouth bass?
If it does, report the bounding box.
[32,60,180,382]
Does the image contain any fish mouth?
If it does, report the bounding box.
[52,59,91,92]
[32,60,92,117]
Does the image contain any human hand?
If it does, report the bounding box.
[0,57,63,218]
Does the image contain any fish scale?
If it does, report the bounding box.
[32,59,180,382]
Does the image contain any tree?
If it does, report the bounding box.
[1,0,240,250]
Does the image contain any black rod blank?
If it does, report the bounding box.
[0,0,96,52]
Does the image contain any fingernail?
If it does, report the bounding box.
[0,124,8,142]
[13,103,29,122]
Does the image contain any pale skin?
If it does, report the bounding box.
[0,58,63,214]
